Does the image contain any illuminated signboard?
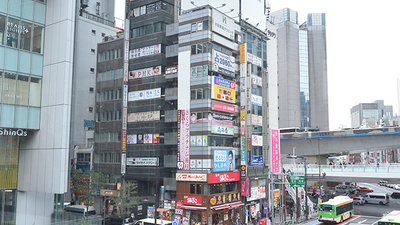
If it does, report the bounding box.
[129,44,161,59]
[209,172,240,183]
[213,149,235,172]
[128,88,161,102]
[129,66,161,79]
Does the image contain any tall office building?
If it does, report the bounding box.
[0,0,117,224]
[270,8,329,131]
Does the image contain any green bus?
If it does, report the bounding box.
[318,196,354,223]
[378,210,400,225]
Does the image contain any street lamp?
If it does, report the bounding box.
[287,154,309,221]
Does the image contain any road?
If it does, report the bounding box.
[353,182,400,217]
[305,182,399,225]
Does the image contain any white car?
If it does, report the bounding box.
[394,184,400,190]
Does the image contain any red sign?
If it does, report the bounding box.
[209,172,240,183]
[184,196,202,206]
[241,180,246,196]
[165,66,178,75]
[213,102,235,113]
[176,201,182,209]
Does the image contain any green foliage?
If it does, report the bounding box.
[70,168,108,205]
[109,182,138,219]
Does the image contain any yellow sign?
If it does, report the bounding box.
[240,43,246,64]
[240,108,245,121]
[211,76,236,103]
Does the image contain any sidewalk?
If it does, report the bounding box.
[270,212,319,225]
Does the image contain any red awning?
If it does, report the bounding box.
[211,202,244,210]
[181,206,206,211]
[230,202,244,208]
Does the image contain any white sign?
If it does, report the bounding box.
[251,94,262,106]
[129,66,161,79]
[212,50,235,77]
[128,111,160,123]
[123,85,128,107]
[247,53,262,67]
[126,157,158,166]
[251,75,262,86]
[212,9,235,40]
[128,88,161,102]
[176,173,207,182]
[251,135,263,146]
[129,44,161,59]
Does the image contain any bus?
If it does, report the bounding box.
[378,210,400,225]
[318,196,354,223]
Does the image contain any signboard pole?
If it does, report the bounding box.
[154,157,159,225]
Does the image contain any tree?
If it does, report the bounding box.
[109,182,138,223]
[70,168,108,206]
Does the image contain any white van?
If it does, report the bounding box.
[64,205,96,216]
[134,218,173,225]
[364,193,390,205]
[335,184,356,194]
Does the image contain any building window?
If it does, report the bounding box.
[102,32,106,37]
[92,29,96,35]
[90,68,95,73]
[89,107,93,112]
[89,87,94,93]
[32,24,44,54]
[91,49,95,54]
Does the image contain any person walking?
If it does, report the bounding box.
[289,207,293,220]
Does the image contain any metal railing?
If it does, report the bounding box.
[81,11,115,27]
[284,164,400,173]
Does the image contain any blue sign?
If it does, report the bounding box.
[213,149,235,172]
[264,209,268,214]
[263,202,268,208]
[172,222,177,225]
[251,156,263,166]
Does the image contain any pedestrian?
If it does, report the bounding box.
[289,207,293,220]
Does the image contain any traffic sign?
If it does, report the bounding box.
[263,208,268,214]
[290,172,305,188]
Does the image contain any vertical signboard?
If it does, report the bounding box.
[177,109,190,170]
[271,129,280,173]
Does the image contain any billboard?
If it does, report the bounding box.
[213,149,235,172]
[247,52,262,67]
[127,111,160,123]
[129,44,161,59]
[212,102,235,113]
[212,50,235,77]
[176,173,207,182]
[128,88,161,102]
[177,109,190,171]
[211,76,236,103]
[190,112,233,125]
[212,9,235,40]
[129,66,161,79]
[211,125,234,135]
[251,135,263,146]
[126,157,158,166]
[271,129,280,173]
[209,172,240,183]
[184,196,202,206]
[251,94,262,106]
[165,66,178,75]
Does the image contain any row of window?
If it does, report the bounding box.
[97,68,124,82]
[129,1,173,18]
[96,89,122,102]
[130,22,166,38]
[0,71,41,107]
[191,20,210,33]
[190,42,234,56]
[96,110,122,122]
[0,15,44,54]
[95,131,121,143]
[189,182,238,195]
[94,152,121,164]
[191,65,209,78]
[98,48,123,62]
[190,88,211,100]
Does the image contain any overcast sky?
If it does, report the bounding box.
[116,0,400,130]
[269,0,400,129]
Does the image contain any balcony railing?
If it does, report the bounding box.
[81,11,115,27]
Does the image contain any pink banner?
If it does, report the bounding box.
[180,109,190,170]
[213,102,235,113]
[208,172,240,183]
[271,129,280,173]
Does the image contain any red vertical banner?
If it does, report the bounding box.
[241,180,246,196]
[271,129,280,173]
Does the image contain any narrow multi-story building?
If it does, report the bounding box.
[270,8,329,131]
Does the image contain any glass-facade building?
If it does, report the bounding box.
[298,29,310,128]
[0,0,45,223]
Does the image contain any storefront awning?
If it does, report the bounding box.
[211,202,244,210]
[181,206,207,211]
[230,202,244,208]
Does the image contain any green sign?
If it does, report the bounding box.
[212,125,234,135]
[290,172,305,187]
